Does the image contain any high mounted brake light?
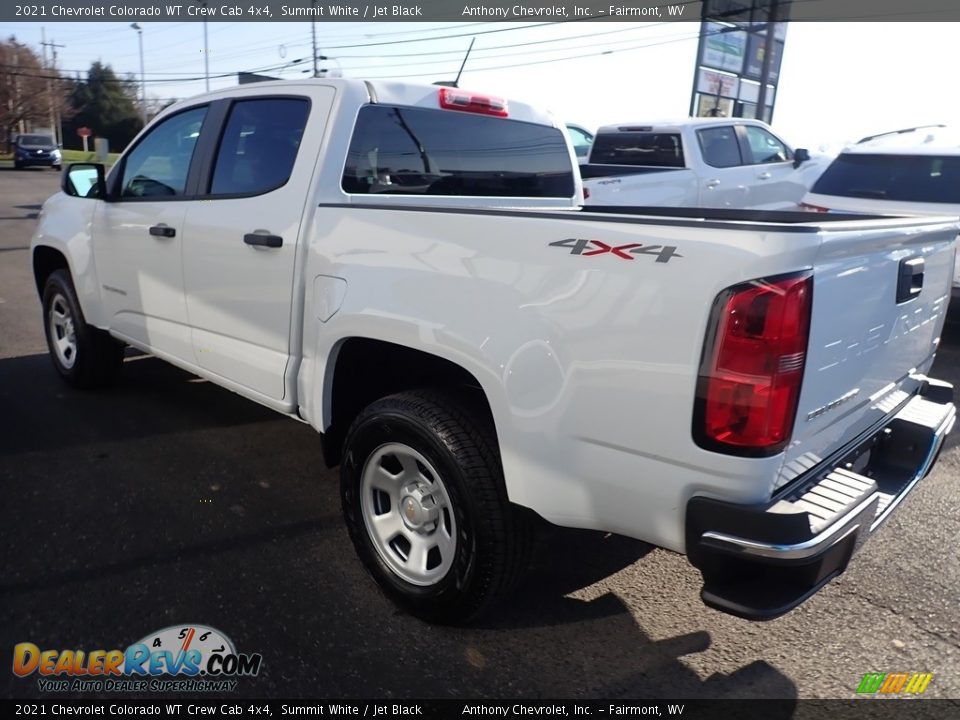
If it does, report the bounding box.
[438,87,508,117]
[693,272,813,457]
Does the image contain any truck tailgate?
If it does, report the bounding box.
[777,217,959,489]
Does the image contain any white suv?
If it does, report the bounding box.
[801,125,960,299]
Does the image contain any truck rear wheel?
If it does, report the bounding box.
[340,389,531,624]
[42,269,124,389]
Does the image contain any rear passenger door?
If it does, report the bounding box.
[695,125,753,208]
[182,88,335,403]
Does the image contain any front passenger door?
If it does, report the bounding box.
[92,106,208,360]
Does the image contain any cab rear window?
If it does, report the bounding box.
[589,132,685,167]
[812,153,960,204]
[341,105,575,198]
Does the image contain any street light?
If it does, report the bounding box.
[130,23,147,125]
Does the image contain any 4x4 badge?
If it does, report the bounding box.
[549,238,682,263]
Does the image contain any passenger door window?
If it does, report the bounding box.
[120,107,207,198]
[209,98,310,196]
[697,126,743,168]
[566,126,594,158]
[743,126,791,164]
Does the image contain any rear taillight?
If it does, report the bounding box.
[798,202,829,213]
[438,87,508,117]
[694,272,813,456]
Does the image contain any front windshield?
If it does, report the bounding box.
[19,135,55,146]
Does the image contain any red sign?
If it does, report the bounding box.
[77,127,92,138]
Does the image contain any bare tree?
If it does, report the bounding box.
[0,37,73,148]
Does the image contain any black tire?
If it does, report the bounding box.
[42,269,124,389]
[52,164,62,171]
[341,389,532,624]
[14,161,22,170]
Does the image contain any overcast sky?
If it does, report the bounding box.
[2,20,956,151]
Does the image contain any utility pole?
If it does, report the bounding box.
[130,24,147,125]
[199,1,210,91]
[40,28,56,142]
[11,46,24,136]
[204,19,210,90]
[311,3,319,77]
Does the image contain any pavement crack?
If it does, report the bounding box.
[845,589,959,647]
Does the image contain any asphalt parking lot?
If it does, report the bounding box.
[2,169,959,702]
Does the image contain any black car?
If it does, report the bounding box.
[14,134,62,170]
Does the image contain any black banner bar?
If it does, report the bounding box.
[5,699,960,720]
[4,0,960,23]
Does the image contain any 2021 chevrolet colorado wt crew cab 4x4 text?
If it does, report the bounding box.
[31,79,957,623]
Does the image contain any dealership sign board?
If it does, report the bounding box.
[696,69,740,99]
[690,0,790,122]
[702,22,749,74]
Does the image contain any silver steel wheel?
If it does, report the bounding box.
[360,442,457,587]
[48,293,78,370]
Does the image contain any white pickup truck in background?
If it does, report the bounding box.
[31,79,957,624]
[582,118,828,209]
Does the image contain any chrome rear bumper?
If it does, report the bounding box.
[686,377,955,620]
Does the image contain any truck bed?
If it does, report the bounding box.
[578,164,686,180]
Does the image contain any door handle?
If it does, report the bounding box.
[706,179,721,189]
[149,224,176,238]
[243,232,283,248]
[896,257,924,303]
[758,172,772,180]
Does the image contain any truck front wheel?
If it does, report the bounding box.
[340,390,531,624]
[42,269,124,389]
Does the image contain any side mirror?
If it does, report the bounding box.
[62,163,107,199]
[793,148,811,169]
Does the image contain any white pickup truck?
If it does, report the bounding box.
[583,118,827,210]
[31,79,957,624]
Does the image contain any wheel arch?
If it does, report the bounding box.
[32,245,71,298]
[317,336,500,470]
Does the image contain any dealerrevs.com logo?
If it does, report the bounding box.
[12,625,262,693]
[856,672,933,696]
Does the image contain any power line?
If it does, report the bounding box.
[317,18,631,50]
[6,3,897,94]
[76,18,683,81]
[359,27,715,79]
[332,27,692,72]
[28,25,655,77]
[332,23,666,59]
[52,22,192,46]
[0,57,311,85]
